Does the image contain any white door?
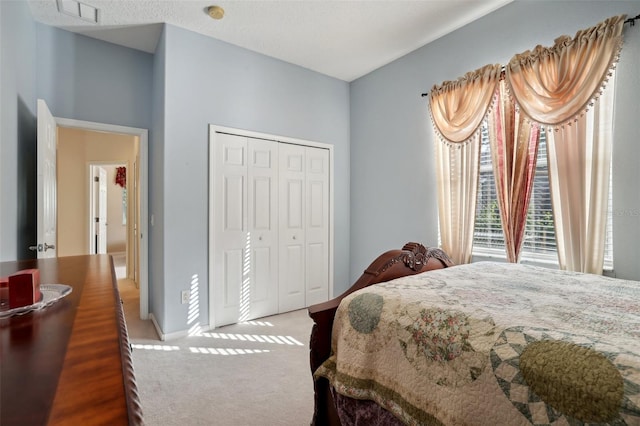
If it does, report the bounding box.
[278,143,306,312]
[247,139,279,320]
[96,167,108,254]
[34,99,57,259]
[305,147,330,305]
[212,134,280,326]
[213,133,247,326]
[209,126,334,327]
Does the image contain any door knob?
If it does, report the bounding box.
[28,243,55,252]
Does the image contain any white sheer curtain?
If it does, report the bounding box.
[434,137,481,265]
[430,64,501,264]
[546,79,616,273]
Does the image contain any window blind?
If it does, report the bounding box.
[473,125,614,268]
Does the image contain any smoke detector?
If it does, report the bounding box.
[207,5,225,20]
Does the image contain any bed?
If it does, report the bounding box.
[307,243,640,425]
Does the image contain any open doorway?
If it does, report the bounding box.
[55,118,149,320]
[89,163,129,275]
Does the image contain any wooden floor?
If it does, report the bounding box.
[112,253,158,341]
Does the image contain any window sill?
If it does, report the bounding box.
[472,249,614,276]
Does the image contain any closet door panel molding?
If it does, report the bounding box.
[305,147,330,306]
[211,133,248,327]
[209,125,333,329]
[279,143,307,312]
[247,139,279,321]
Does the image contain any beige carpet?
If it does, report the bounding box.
[116,261,316,425]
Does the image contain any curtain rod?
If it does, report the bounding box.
[624,14,640,26]
[421,13,639,98]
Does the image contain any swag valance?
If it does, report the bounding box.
[506,14,625,127]
[429,64,501,144]
[429,14,626,144]
[429,14,627,272]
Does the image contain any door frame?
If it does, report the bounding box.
[208,124,334,329]
[57,117,149,320]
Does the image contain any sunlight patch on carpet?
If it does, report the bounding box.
[199,332,304,346]
[188,347,271,356]
[240,320,274,327]
[133,344,181,351]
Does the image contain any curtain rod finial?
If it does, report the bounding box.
[624,13,639,26]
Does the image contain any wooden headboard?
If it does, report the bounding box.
[307,242,454,425]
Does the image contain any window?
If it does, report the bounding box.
[473,123,613,269]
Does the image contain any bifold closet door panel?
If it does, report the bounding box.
[213,132,331,325]
[278,143,306,312]
[247,139,279,320]
[213,134,280,326]
[278,144,330,312]
[212,133,248,327]
[305,147,330,306]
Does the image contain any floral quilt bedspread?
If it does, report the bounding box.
[314,262,640,425]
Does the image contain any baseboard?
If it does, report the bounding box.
[149,313,166,341]
[148,313,210,341]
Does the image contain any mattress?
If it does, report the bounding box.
[315,262,640,425]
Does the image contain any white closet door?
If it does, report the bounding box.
[213,133,247,327]
[305,147,330,305]
[211,127,332,326]
[247,139,279,320]
[213,134,280,326]
[278,143,306,312]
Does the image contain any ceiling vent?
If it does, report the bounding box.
[56,0,100,24]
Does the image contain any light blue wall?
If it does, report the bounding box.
[0,12,154,264]
[36,25,153,130]
[1,14,349,335]
[0,0,37,261]
[149,27,167,327]
[3,0,636,336]
[34,25,160,320]
[350,1,640,282]
[159,24,350,334]
[610,8,640,283]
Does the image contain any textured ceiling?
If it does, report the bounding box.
[28,0,513,82]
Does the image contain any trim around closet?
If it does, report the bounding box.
[207,124,335,330]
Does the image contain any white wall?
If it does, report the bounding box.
[106,166,127,253]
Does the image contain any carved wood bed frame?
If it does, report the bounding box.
[307,242,454,425]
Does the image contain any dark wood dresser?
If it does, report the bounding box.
[0,255,143,425]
